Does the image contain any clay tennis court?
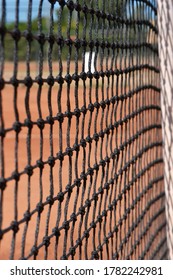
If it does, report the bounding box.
[0,59,166,260]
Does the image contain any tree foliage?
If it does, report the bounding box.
[3,0,147,61]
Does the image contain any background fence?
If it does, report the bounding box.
[0,0,169,260]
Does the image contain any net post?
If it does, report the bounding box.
[158,0,173,260]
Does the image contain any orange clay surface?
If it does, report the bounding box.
[0,61,164,260]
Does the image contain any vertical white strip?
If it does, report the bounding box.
[158,0,173,260]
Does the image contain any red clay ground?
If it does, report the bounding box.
[0,61,166,260]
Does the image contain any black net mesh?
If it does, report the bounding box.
[0,0,168,260]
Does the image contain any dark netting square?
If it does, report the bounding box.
[0,0,168,259]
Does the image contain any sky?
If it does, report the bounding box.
[3,0,156,23]
[3,0,59,22]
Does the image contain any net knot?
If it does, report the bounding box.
[13,121,22,133]
[46,196,54,205]
[100,100,106,109]
[37,118,45,130]
[25,165,33,176]
[113,252,119,259]
[79,206,85,216]
[62,221,70,231]
[97,215,103,223]
[90,221,96,229]
[100,41,106,49]
[24,76,33,88]
[82,4,88,14]
[73,143,80,152]
[81,39,87,47]
[114,148,120,156]
[24,119,33,129]
[72,73,79,82]
[57,151,64,161]
[109,124,114,131]
[0,178,6,191]
[92,193,98,201]
[108,232,113,238]
[46,116,54,125]
[87,71,93,79]
[0,230,3,240]
[56,36,64,47]
[69,247,76,256]
[43,236,50,247]
[74,178,81,187]
[48,0,56,5]
[99,160,106,167]
[84,230,90,239]
[12,29,21,41]
[97,245,103,252]
[114,226,119,233]
[93,163,99,171]
[67,0,74,11]
[99,71,105,78]
[36,202,44,214]
[104,237,109,244]
[80,172,87,181]
[104,127,110,135]
[118,218,123,226]
[105,99,110,106]
[80,72,87,81]
[88,40,95,49]
[56,112,64,123]
[80,139,86,148]
[12,171,20,181]
[104,182,110,190]
[0,77,5,90]
[86,136,92,143]
[65,38,73,46]
[0,128,5,138]
[102,210,107,217]
[81,105,87,115]
[112,199,117,206]
[57,192,64,202]
[66,147,73,157]
[24,31,33,41]
[70,212,77,222]
[98,187,103,194]
[37,33,45,45]
[48,156,55,167]
[85,199,91,208]
[35,76,43,85]
[0,26,6,36]
[111,152,116,159]
[87,167,94,176]
[93,133,99,142]
[57,0,66,7]
[31,246,38,256]
[74,108,81,118]
[10,76,19,87]
[94,102,100,109]
[105,70,111,77]
[47,75,54,86]
[65,111,72,119]
[36,159,44,169]
[92,251,99,260]
[99,131,104,139]
[74,39,81,49]
[52,227,61,238]
[11,221,19,233]
[24,210,31,222]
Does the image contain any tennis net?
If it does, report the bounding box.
[0,0,168,259]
